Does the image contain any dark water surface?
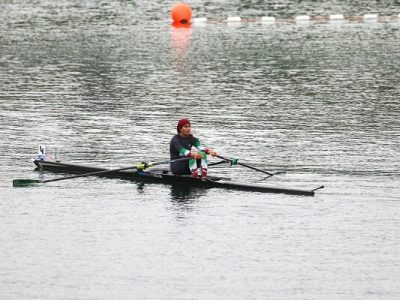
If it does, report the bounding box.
[1,1,400,299]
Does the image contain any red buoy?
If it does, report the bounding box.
[171,3,192,26]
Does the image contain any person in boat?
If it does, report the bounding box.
[170,118,217,178]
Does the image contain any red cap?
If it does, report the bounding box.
[177,118,190,133]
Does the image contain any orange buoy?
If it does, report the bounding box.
[171,2,192,26]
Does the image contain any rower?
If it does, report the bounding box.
[170,118,217,178]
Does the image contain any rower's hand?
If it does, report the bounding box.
[190,151,202,160]
[208,149,218,157]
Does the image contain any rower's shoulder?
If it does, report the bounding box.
[171,134,196,142]
[170,134,180,142]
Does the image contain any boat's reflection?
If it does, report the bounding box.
[135,181,208,202]
[169,183,209,202]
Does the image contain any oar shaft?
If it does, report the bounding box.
[237,161,273,176]
[41,156,190,183]
[41,165,136,183]
[208,160,227,167]
[217,155,274,176]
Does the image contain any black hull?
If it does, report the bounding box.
[33,159,315,196]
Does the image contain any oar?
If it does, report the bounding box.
[217,155,284,178]
[13,157,191,187]
[208,160,227,167]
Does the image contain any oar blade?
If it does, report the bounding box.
[12,179,41,187]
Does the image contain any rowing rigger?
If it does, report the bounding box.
[14,158,324,196]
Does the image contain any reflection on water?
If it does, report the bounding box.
[171,26,192,74]
[132,180,209,202]
[169,183,209,201]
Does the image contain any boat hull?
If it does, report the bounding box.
[33,159,315,196]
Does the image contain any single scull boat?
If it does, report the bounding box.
[30,159,322,196]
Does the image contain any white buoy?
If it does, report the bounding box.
[329,14,344,21]
[295,15,310,22]
[192,17,207,24]
[261,16,276,23]
[227,16,241,22]
[398,13,400,19]
[364,13,378,20]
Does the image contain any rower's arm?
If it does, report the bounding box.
[194,139,217,157]
[194,139,208,153]
[178,147,190,156]
[171,137,191,156]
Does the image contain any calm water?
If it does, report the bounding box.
[1,1,400,299]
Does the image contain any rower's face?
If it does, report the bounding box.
[180,123,191,136]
